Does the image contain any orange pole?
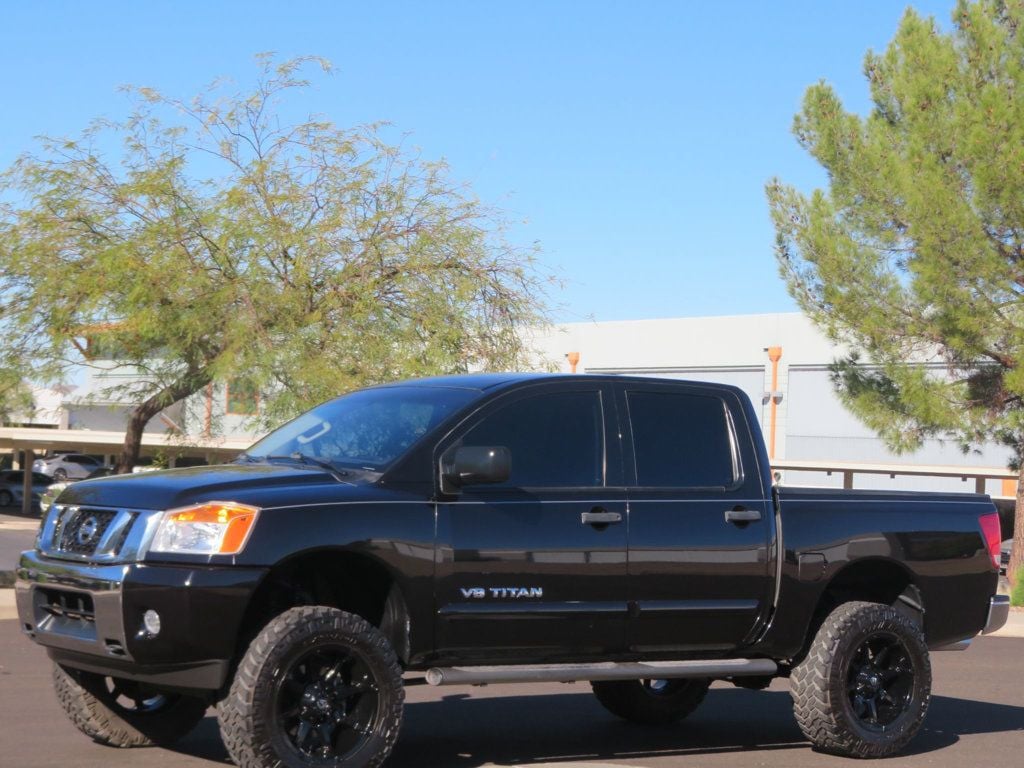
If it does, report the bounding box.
[767,346,782,460]
[566,352,580,374]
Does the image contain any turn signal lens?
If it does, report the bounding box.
[150,502,260,556]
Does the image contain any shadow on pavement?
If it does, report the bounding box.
[165,688,1024,767]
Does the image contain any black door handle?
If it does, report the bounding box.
[581,508,622,526]
[724,508,762,524]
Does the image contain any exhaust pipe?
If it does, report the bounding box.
[425,658,777,686]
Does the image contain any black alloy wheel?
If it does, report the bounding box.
[790,600,931,758]
[274,644,381,761]
[845,632,915,729]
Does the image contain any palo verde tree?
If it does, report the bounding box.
[0,55,550,472]
[767,0,1024,583]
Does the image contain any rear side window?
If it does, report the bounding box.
[627,390,736,488]
[460,391,604,487]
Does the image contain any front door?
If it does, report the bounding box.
[434,382,628,663]
[619,382,774,655]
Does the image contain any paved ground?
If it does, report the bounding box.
[0,512,39,576]
[0,616,1021,768]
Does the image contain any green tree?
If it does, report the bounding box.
[0,55,550,472]
[767,0,1024,584]
[0,372,34,426]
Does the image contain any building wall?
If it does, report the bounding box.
[531,312,1014,496]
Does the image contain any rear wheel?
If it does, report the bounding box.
[790,601,931,758]
[52,664,207,747]
[0,489,12,507]
[591,678,710,725]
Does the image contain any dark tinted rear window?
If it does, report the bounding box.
[627,390,736,487]
[460,390,604,487]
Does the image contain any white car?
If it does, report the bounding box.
[33,453,103,481]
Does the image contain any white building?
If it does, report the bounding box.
[531,312,1016,497]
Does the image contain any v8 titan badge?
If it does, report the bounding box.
[460,587,544,599]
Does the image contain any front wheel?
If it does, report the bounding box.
[790,601,931,758]
[591,678,710,725]
[0,489,12,507]
[52,664,208,747]
[218,606,404,768]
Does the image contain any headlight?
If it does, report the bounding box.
[149,501,260,555]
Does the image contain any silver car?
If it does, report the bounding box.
[0,470,54,509]
[33,453,103,481]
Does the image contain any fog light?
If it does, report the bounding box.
[142,609,161,637]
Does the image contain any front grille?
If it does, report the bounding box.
[39,504,147,563]
[57,508,119,554]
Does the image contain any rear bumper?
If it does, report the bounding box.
[983,594,1011,635]
[935,595,1011,651]
[15,550,266,693]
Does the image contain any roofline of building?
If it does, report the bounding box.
[0,427,254,457]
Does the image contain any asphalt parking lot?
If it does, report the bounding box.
[0,615,1021,768]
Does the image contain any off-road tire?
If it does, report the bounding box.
[790,601,931,758]
[591,678,711,725]
[52,663,207,747]
[218,606,404,768]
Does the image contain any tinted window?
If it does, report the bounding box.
[460,391,604,487]
[627,390,736,487]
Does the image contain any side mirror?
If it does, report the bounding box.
[442,446,511,492]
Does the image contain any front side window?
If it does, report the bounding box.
[459,390,604,487]
[627,390,736,488]
[247,386,478,471]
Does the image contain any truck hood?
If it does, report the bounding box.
[55,463,343,511]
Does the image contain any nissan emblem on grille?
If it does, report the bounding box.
[76,516,100,547]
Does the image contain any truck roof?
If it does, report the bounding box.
[372,372,746,395]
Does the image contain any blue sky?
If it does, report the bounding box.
[0,0,956,322]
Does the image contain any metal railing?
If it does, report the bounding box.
[772,459,1017,498]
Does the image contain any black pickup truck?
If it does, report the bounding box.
[16,374,1009,766]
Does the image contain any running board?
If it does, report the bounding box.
[425,658,777,686]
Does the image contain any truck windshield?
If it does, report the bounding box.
[244,386,478,471]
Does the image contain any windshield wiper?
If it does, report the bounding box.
[259,453,350,479]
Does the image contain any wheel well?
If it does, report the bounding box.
[796,559,923,664]
[236,550,411,666]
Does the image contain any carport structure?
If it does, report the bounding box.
[0,427,254,515]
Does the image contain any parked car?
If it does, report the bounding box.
[38,466,115,517]
[33,453,103,481]
[15,374,1010,765]
[1002,539,1012,575]
[0,470,54,509]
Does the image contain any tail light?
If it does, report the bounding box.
[979,512,1002,570]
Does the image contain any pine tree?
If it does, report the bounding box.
[767,0,1024,584]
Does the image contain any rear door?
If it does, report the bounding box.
[434,382,629,662]
[620,382,774,654]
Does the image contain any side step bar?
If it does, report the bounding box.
[425,658,777,686]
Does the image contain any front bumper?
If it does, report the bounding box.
[16,550,266,693]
